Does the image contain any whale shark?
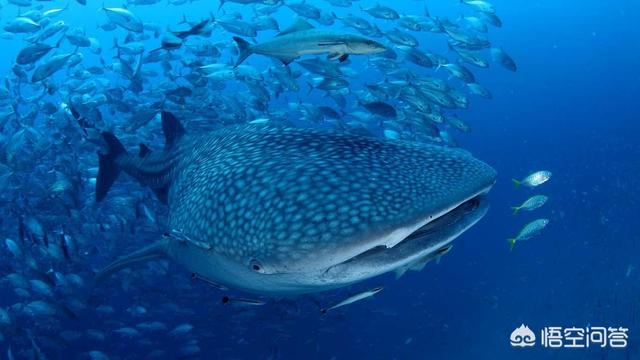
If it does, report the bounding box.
[95,112,496,295]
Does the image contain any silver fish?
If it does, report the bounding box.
[321,286,384,313]
[512,170,551,188]
[232,18,386,66]
[508,219,549,250]
[511,195,548,214]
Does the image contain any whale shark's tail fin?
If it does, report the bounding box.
[95,112,187,204]
[161,111,186,149]
[96,132,127,202]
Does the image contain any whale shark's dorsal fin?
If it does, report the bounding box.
[276,18,314,37]
[161,111,186,149]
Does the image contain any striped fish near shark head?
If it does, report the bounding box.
[95,112,496,295]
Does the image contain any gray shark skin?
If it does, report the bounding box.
[232,18,386,66]
[95,112,496,295]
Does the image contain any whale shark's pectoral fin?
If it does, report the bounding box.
[94,239,168,284]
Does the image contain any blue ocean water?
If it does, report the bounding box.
[0,0,638,359]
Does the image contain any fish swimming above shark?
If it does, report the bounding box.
[232,18,386,67]
[95,112,496,295]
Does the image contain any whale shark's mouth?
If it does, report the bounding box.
[398,195,482,245]
[322,194,488,282]
[344,195,481,260]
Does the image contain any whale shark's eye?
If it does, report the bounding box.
[249,259,264,273]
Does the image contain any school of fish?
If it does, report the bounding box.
[0,0,516,358]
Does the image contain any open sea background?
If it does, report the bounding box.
[0,0,639,359]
